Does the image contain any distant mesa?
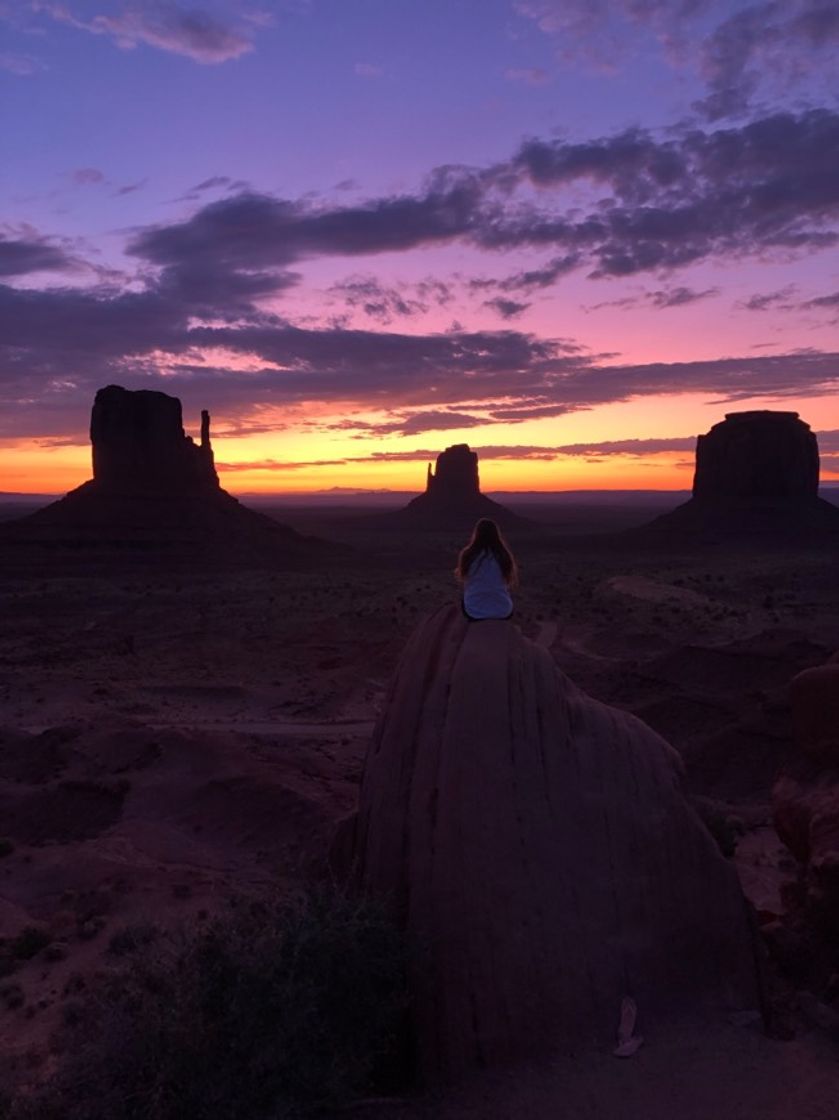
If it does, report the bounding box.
[693,410,818,502]
[90,385,219,496]
[640,410,839,545]
[383,444,528,532]
[0,385,322,570]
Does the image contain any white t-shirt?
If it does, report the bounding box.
[462,550,513,620]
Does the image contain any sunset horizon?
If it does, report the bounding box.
[3,1,839,494]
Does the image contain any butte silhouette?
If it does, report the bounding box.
[382,444,527,532]
[639,410,839,545]
[0,385,320,570]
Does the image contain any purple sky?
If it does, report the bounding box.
[2,0,839,492]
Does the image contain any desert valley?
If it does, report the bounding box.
[1,389,839,1117]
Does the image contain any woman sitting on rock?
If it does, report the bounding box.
[456,518,517,621]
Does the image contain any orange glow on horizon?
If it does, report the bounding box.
[4,391,839,495]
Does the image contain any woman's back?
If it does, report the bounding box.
[462,549,513,620]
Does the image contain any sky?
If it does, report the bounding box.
[2,0,839,495]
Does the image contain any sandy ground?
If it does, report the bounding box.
[2,524,839,1108]
[344,1018,839,1120]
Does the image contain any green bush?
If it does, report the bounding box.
[14,888,407,1120]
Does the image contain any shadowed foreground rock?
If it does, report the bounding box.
[774,654,839,940]
[351,606,760,1082]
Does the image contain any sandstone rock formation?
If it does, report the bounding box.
[90,385,218,494]
[425,443,480,503]
[639,411,839,545]
[0,386,322,571]
[385,444,526,532]
[694,411,819,501]
[350,605,760,1081]
[774,654,839,940]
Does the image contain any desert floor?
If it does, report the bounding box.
[2,504,839,1114]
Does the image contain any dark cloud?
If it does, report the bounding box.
[696,1,839,120]
[7,106,839,444]
[586,286,718,311]
[473,254,582,294]
[329,410,487,437]
[330,275,428,323]
[516,0,839,121]
[585,295,638,312]
[191,175,233,192]
[216,437,701,474]
[550,437,698,456]
[130,173,485,270]
[127,176,486,311]
[802,290,839,310]
[34,2,254,64]
[648,285,719,307]
[172,175,233,201]
[115,179,147,197]
[4,264,839,444]
[507,109,839,276]
[414,278,454,306]
[116,109,839,302]
[817,429,839,452]
[483,297,531,319]
[739,285,798,311]
[0,235,79,277]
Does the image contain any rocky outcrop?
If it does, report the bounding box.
[638,411,839,546]
[0,386,323,571]
[425,444,480,502]
[693,411,819,501]
[90,385,218,495]
[774,654,839,938]
[385,444,526,532]
[350,606,760,1081]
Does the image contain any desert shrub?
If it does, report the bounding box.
[9,927,50,961]
[13,887,407,1120]
[106,923,159,957]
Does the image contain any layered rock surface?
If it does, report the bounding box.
[385,444,526,531]
[640,411,839,545]
[0,385,321,570]
[774,654,839,936]
[351,605,760,1081]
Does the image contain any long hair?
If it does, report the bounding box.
[455,518,518,587]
